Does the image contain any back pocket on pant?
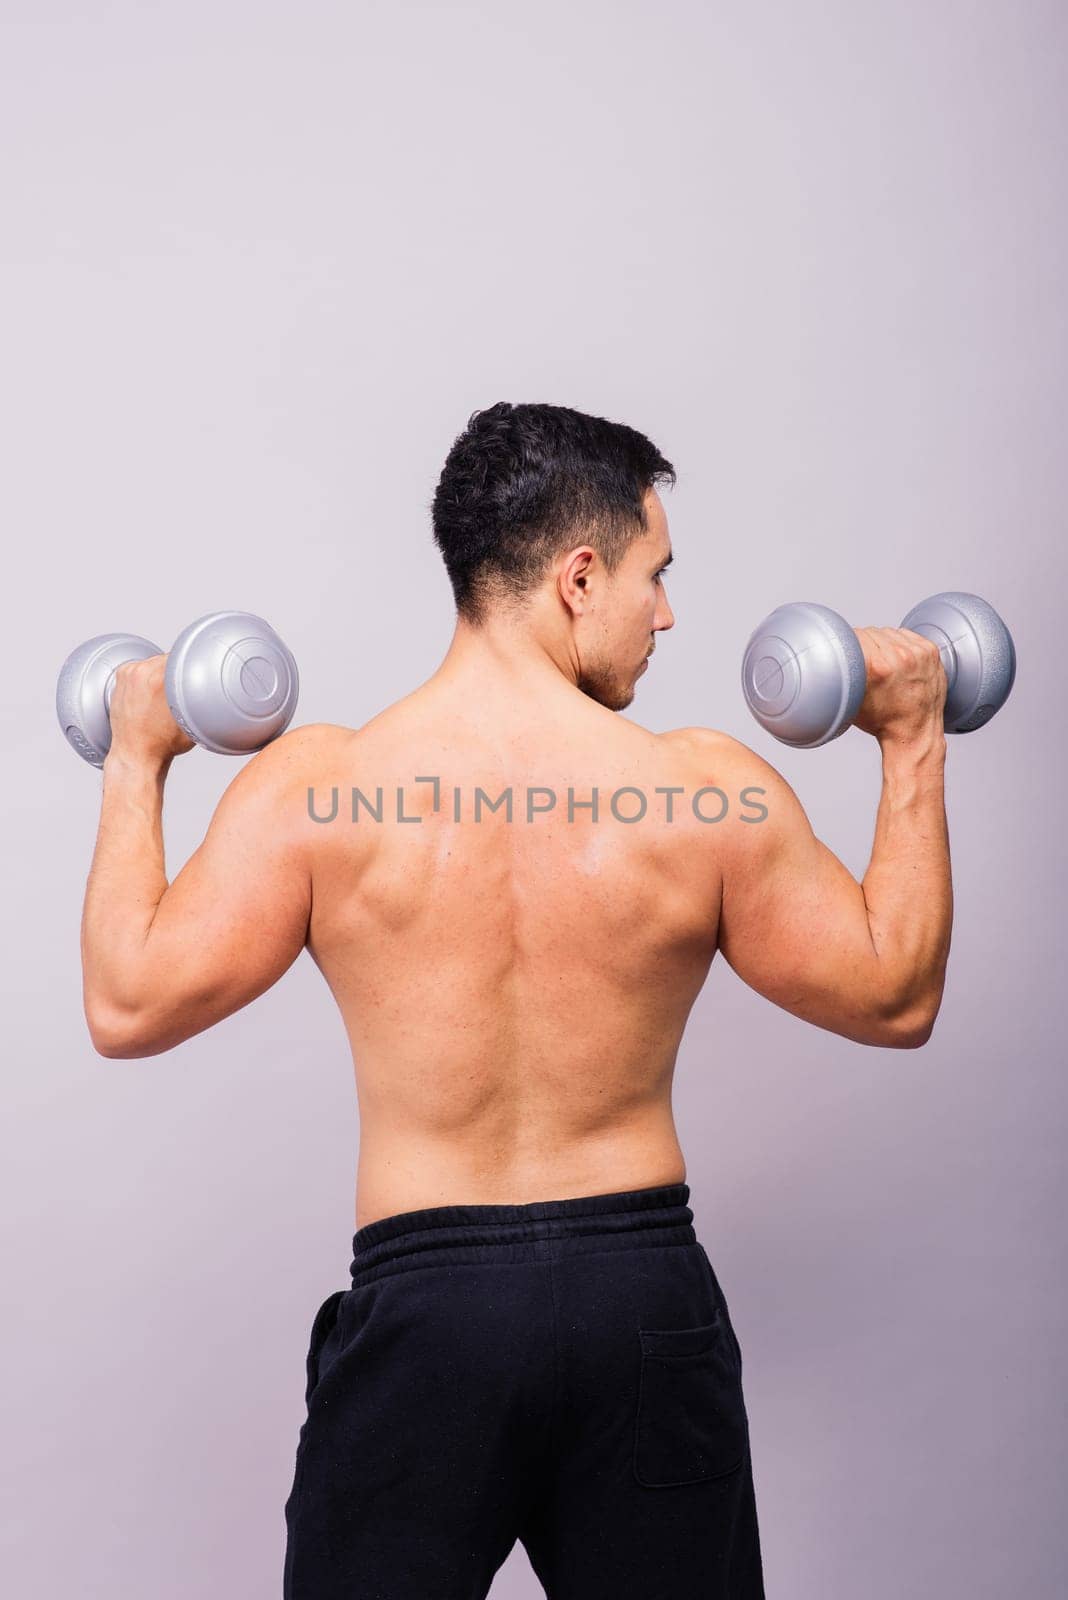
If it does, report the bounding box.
[633,1311,748,1487]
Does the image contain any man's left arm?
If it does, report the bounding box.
[83,722,325,1059]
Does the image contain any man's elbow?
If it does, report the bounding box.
[883,999,940,1050]
[87,988,222,1058]
[86,1000,160,1060]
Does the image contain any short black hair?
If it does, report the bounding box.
[430,401,676,623]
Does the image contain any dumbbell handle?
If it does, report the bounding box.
[103,666,135,711]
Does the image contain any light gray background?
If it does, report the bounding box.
[2,2,1064,1595]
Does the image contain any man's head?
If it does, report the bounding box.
[431,401,677,710]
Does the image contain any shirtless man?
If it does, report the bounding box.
[80,401,951,1599]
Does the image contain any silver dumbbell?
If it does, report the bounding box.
[56,610,299,767]
[741,590,1016,748]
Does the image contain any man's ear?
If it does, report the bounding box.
[558,546,595,612]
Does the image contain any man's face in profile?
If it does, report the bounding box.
[575,488,675,711]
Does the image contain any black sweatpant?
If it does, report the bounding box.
[282,1182,765,1598]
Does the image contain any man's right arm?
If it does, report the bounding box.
[693,726,951,1048]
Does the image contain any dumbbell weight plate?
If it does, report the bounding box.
[740,601,868,748]
[56,633,164,766]
[164,610,299,754]
[899,591,1016,733]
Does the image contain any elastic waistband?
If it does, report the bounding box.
[348,1182,695,1285]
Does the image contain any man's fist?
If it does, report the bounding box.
[852,626,948,745]
[107,654,196,765]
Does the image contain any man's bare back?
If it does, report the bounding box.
[81,412,950,1243]
[306,678,731,1231]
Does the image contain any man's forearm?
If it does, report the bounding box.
[81,751,173,1030]
[861,723,952,1030]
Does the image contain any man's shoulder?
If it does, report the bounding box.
[270,720,359,745]
[229,721,361,795]
[656,724,749,766]
[217,723,371,857]
[654,727,790,826]
[256,719,360,757]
